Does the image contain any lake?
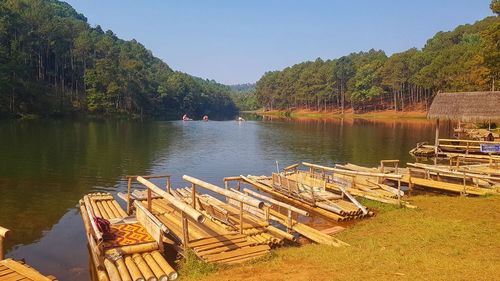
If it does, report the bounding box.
[0,116,453,280]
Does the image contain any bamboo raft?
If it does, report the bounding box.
[121,175,273,265]
[301,162,414,207]
[333,161,499,196]
[79,192,178,281]
[410,138,500,158]
[0,226,58,281]
[239,168,374,222]
[0,259,57,281]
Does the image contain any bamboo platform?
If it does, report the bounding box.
[0,226,58,281]
[331,160,499,196]
[410,139,500,158]
[224,176,348,246]
[79,192,178,281]
[0,259,57,281]
[121,176,272,265]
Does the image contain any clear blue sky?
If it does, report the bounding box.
[64,0,493,85]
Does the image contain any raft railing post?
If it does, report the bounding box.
[397,179,401,207]
[239,201,244,234]
[147,187,152,212]
[0,226,9,260]
[462,171,467,196]
[181,211,189,250]
[127,177,132,215]
[287,209,293,232]
[191,183,196,209]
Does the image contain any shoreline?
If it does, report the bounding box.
[256,109,428,120]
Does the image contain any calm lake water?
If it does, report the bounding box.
[0,116,453,280]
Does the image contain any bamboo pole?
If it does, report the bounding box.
[302,162,402,179]
[83,196,103,242]
[0,226,9,259]
[90,199,102,218]
[182,175,264,209]
[242,188,309,216]
[124,256,145,281]
[137,176,204,223]
[142,253,168,281]
[115,258,133,281]
[127,177,133,215]
[104,258,122,281]
[151,251,178,281]
[132,254,157,281]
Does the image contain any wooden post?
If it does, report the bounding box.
[181,212,189,249]
[408,170,413,197]
[239,202,244,234]
[237,181,241,192]
[191,183,196,209]
[147,188,152,212]
[127,177,132,215]
[287,209,293,231]
[224,180,228,190]
[462,171,467,196]
[397,179,401,207]
[435,118,440,164]
[0,227,9,260]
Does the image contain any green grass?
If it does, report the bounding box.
[179,195,500,281]
[177,250,219,279]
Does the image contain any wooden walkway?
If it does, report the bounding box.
[0,259,57,281]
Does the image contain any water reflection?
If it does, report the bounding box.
[0,117,453,280]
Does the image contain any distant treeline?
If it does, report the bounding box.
[0,0,237,118]
[229,83,259,111]
[256,11,499,112]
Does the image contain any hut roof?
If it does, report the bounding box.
[427,91,500,122]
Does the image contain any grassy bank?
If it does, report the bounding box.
[258,109,427,120]
[179,195,499,281]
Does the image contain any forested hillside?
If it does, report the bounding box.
[0,0,237,118]
[229,83,259,111]
[256,11,499,113]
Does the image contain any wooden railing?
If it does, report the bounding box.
[438,138,500,155]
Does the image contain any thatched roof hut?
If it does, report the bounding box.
[428,91,500,122]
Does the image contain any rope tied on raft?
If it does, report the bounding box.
[93,217,115,241]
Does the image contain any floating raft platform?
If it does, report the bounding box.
[0,226,58,281]
[79,192,178,281]
[0,259,57,281]
[121,176,273,265]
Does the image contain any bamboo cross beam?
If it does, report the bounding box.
[182,175,264,209]
[302,162,403,179]
[136,176,205,223]
[242,188,309,216]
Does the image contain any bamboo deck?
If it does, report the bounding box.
[79,192,178,281]
[0,259,57,281]
[242,175,374,221]
[120,175,276,265]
